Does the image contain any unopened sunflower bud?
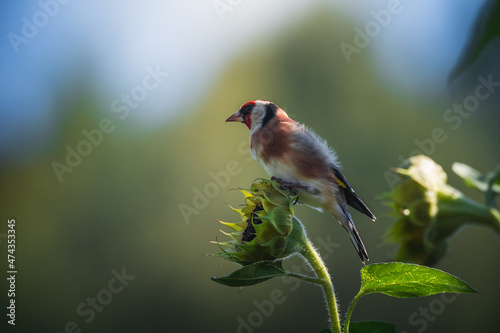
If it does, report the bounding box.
[385,155,500,266]
[212,178,299,265]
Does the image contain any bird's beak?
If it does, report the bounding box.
[225,111,243,122]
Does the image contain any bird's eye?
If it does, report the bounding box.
[239,104,253,117]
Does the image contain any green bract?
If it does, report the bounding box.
[384,156,445,265]
[212,178,299,265]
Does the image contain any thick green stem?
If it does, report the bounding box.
[435,187,500,239]
[300,237,342,333]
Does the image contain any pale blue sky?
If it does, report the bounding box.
[0,0,488,158]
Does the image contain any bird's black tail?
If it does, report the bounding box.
[346,220,369,263]
[336,208,369,263]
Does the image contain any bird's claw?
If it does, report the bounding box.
[271,177,306,205]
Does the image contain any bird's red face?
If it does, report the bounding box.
[225,101,256,130]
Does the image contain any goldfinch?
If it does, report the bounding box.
[226,100,376,262]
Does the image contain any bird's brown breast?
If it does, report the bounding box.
[251,117,292,164]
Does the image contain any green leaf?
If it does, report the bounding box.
[453,163,488,192]
[344,263,477,332]
[319,321,396,333]
[453,162,500,194]
[348,321,396,333]
[449,0,500,81]
[358,262,477,298]
[211,260,287,287]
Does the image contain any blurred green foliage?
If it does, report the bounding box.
[450,0,500,81]
[1,6,499,333]
[384,155,500,266]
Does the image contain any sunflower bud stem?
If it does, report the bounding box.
[435,187,500,239]
[299,236,342,333]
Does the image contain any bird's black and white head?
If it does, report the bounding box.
[225,100,279,135]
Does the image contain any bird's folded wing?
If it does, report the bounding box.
[331,166,376,221]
